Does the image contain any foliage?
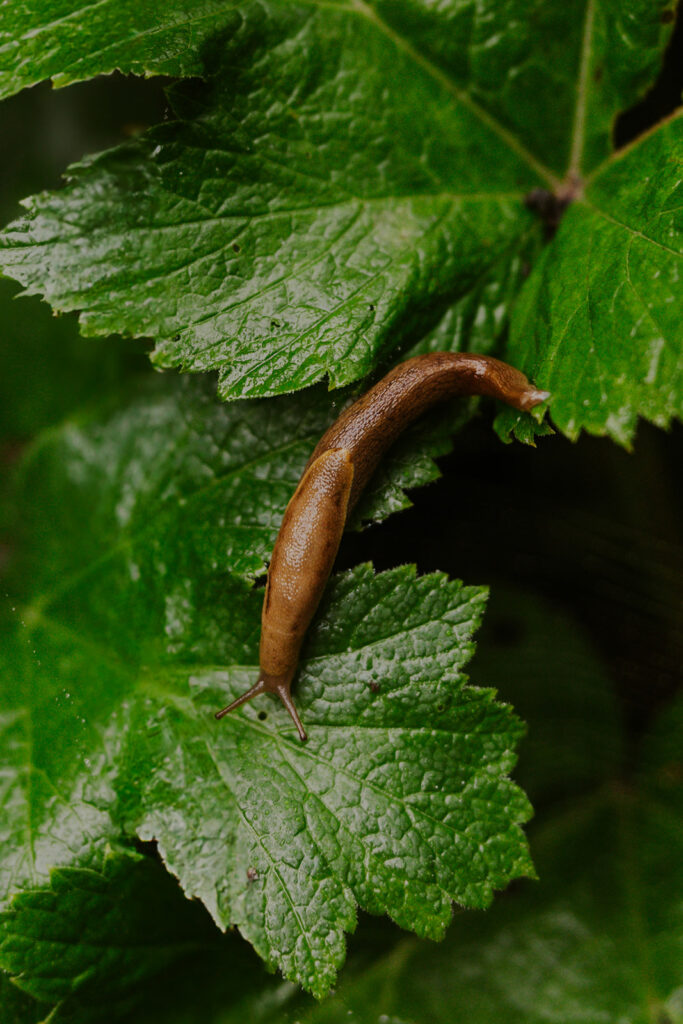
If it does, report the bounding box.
[0,1,679,441]
[0,373,531,996]
[0,0,681,1017]
[2,595,681,1023]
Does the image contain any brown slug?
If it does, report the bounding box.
[215,353,550,740]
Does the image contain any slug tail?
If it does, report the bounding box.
[214,679,267,719]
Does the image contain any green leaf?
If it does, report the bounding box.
[0,2,678,439]
[1,375,532,996]
[0,3,544,400]
[498,114,683,445]
[0,849,279,1024]
[0,81,150,447]
[0,852,223,1020]
[0,971,43,1024]
[1,894,288,1024]
[5,583,680,1024]
[404,227,542,360]
[1,1,673,175]
[0,1,239,98]
[7,373,467,593]
[371,0,676,177]
[282,699,683,1024]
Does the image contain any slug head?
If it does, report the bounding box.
[486,361,550,412]
[215,672,307,741]
[516,386,551,412]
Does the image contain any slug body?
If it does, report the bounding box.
[215,353,549,739]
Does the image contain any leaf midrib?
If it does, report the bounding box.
[568,0,596,177]
[207,708,525,900]
[200,737,320,978]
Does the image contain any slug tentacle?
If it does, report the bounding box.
[273,682,308,742]
[519,387,551,410]
[215,679,267,719]
[215,353,549,739]
[215,672,307,741]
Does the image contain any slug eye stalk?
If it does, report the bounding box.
[215,675,308,742]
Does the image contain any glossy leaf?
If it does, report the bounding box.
[370,0,676,176]
[287,695,683,1023]
[0,1,679,441]
[0,3,542,401]
[0,852,223,1021]
[0,376,532,996]
[0,79,154,447]
[0,850,282,1024]
[1,1,674,175]
[0,1,238,98]
[498,114,683,444]
[4,588,680,1024]
[0,850,285,1024]
[7,373,468,591]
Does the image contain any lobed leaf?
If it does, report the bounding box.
[0,0,239,98]
[498,114,683,445]
[4,591,681,1023]
[0,853,221,1018]
[0,1,679,441]
[0,1,679,440]
[0,2,542,402]
[1,1,674,175]
[288,675,683,1022]
[0,375,532,995]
